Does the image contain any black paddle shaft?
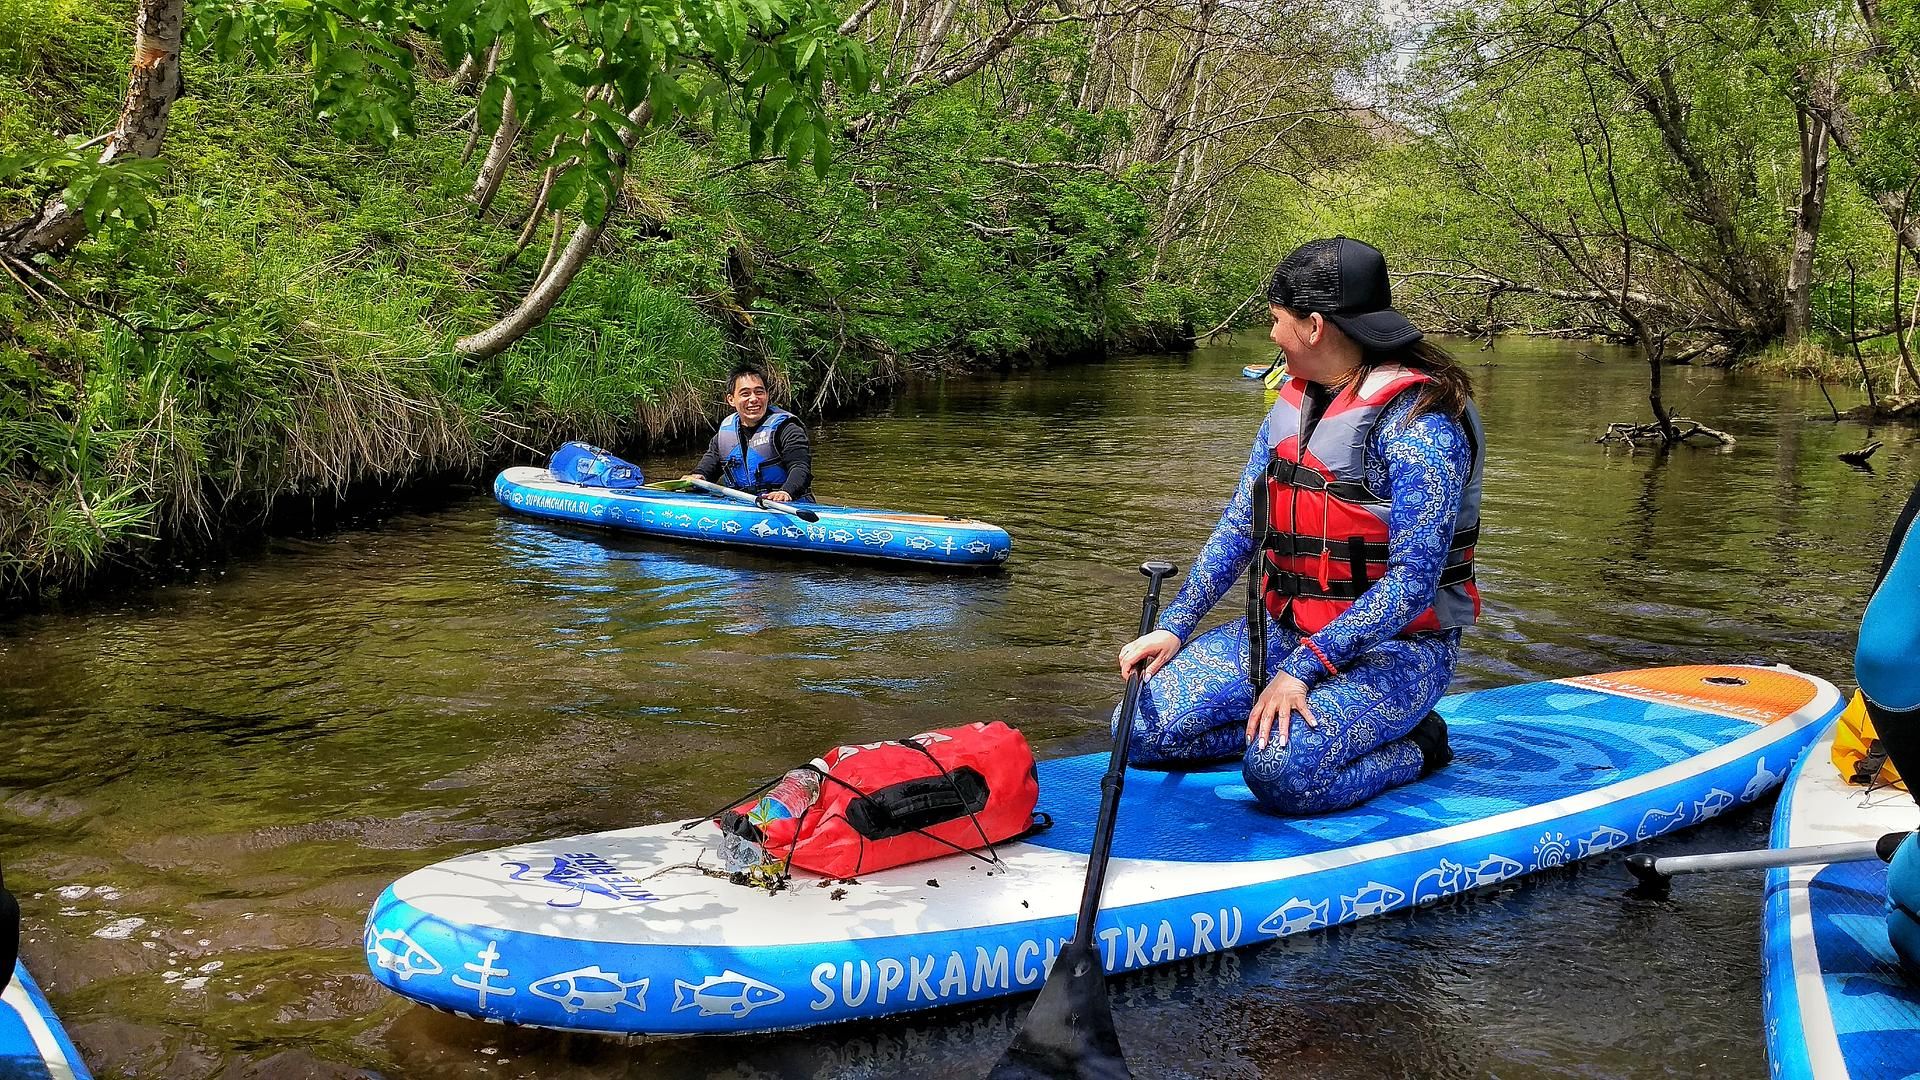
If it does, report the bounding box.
[988,560,1179,1080]
[1068,560,1178,949]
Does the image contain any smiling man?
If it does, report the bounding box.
[683,364,815,502]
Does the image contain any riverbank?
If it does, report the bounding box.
[0,0,1189,605]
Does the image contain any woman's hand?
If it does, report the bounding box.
[763,491,793,502]
[1248,673,1316,751]
[1117,629,1182,680]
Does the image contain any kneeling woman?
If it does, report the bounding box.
[1116,238,1482,815]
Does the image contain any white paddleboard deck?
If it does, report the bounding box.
[367,664,1840,1035]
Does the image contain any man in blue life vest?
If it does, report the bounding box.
[682,364,814,502]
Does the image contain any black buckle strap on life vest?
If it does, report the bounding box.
[1264,568,1369,601]
[1262,524,1477,563]
[1346,534,1368,593]
[1260,533,1393,561]
[1264,559,1476,601]
[1265,459,1385,505]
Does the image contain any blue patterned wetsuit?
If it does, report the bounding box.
[1857,478,1920,805]
[1120,389,1474,815]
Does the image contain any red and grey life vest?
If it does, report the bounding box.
[715,408,797,494]
[1254,366,1483,639]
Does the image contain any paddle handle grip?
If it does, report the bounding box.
[1136,561,1176,636]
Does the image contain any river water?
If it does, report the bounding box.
[2,335,1915,1078]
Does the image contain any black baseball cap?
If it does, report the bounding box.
[1266,237,1422,352]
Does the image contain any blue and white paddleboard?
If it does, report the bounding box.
[493,468,1010,568]
[1763,724,1920,1078]
[2,962,90,1080]
[366,664,1839,1036]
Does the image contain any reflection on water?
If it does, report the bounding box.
[0,334,1913,1078]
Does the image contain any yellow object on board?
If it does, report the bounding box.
[1833,689,1905,789]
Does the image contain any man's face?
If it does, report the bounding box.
[728,375,770,425]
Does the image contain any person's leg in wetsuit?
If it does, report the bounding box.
[1857,477,1920,799]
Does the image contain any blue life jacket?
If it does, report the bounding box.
[548,442,645,488]
[715,409,796,495]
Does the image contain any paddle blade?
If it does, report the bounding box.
[988,942,1130,1080]
[795,506,820,523]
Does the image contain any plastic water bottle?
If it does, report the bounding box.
[720,831,766,874]
[719,767,822,874]
[748,768,822,826]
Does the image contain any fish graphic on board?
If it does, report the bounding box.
[1742,758,1784,802]
[529,966,650,1014]
[672,970,785,1018]
[1412,854,1525,903]
[1692,788,1735,821]
[366,927,443,981]
[1577,826,1630,858]
[1258,898,1330,936]
[1341,881,1406,919]
[1636,803,1688,840]
[750,520,779,538]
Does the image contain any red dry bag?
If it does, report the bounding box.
[722,721,1039,878]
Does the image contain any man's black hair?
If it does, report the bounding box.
[728,364,771,394]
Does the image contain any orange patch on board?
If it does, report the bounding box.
[1562,665,1820,725]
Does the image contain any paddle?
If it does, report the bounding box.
[1625,830,1913,898]
[989,559,1179,1080]
[680,476,821,523]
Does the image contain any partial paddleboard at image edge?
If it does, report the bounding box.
[1,961,91,1080]
[1764,724,1920,1079]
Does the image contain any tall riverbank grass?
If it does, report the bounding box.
[1747,339,1920,406]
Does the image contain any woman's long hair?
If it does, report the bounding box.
[1386,339,1473,419]
[1283,309,1473,419]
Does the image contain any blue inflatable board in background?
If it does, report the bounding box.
[365,664,1839,1037]
[1,961,91,1080]
[493,467,1010,568]
[1763,726,1920,1079]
